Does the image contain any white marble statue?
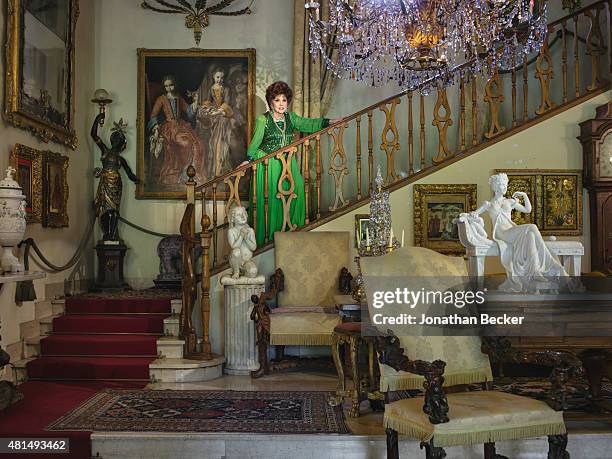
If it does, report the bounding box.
[465,172,580,293]
[227,205,258,279]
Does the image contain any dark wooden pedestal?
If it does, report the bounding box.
[94,242,130,291]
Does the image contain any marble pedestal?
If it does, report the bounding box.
[221,276,265,375]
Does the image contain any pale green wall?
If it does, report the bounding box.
[0,0,96,348]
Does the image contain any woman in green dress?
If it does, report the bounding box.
[246,81,341,245]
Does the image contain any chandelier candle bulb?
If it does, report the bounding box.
[401,229,405,248]
[389,228,394,248]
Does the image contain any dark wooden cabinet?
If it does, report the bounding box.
[579,102,612,272]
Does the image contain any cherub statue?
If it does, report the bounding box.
[465,173,581,293]
[227,205,258,279]
[91,112,139,242]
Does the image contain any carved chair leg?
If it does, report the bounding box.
[484,442,508,459]
[386,428,399,459]
[420,440,446,459]
[329,332,346,407]
[251,333,270,379]
[275,345,285,361]
[548,434,569,459]
[348,336,362,417]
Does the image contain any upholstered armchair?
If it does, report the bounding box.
[251,231,350,378]
[360,247,578,459]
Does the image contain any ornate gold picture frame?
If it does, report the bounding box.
[4,0,79,148]
[136,48,256,199]
[414,184,478,255]
[494,169,583,236]
[42,151,69,228]
[354,213,369,248]
[10,144,43,224]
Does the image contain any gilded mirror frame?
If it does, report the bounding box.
[4,0,79,149]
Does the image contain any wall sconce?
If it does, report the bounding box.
[91,88,113,126]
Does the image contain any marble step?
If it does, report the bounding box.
[11,358,34,384]
[163,314,180,337]
[51,299,66,315]
[34,300,52,320]
[39,315,61,336]
[24,337,41,358]
[170,299,182,315]
[149,356,224,383]
[156,336,184,359]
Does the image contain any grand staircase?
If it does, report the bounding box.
[13,294,223,384]
[175,1,611,357]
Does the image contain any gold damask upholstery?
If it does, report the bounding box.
[270,231,349,346]
[384,391,565,447]
[361,246,570,458]
[360,247,492,391]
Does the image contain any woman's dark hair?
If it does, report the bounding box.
[265,81,292,108]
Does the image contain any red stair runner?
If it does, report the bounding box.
[26,295,172,382]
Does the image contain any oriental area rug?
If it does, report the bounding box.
[46,390,350,434]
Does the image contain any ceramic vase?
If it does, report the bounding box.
[0,167,26,273]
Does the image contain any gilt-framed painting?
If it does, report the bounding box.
[354,214,370,247]
[414,184,478,255]
[494,169,582,236]
[4,0,79,148]
[10,144,43,224]
[42,151,69,228]
[136,48,256,199]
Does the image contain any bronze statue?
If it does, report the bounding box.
[91,112,139,241]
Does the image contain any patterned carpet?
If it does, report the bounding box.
[46,390,350,434]
[70,288,180,300]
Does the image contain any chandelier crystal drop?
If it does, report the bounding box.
[305,0,548,93]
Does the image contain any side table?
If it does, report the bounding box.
[329,321,383,417]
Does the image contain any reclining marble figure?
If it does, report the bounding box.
[457,173,583,293]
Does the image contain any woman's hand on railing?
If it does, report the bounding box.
[238,160,250,168]
[329,117,344,125]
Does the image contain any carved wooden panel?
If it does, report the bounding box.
[535,30,555,115]
[432,88,453,164]
[276,148,298,232]
[328,123,349,211]
[379,98,401,183]
[585,5,605,91]
[484,70,505,139]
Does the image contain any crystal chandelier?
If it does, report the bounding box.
[305,0,548,92]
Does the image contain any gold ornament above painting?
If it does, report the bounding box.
[4,0,79,148]
[494,169,583,236]
[141,0,254,46]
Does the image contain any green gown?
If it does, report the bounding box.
[247,111,329,246]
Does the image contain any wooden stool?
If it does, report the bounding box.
[329,322,382,417]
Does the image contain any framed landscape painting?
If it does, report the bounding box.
[413,184,477,255]
[136,48,256,199]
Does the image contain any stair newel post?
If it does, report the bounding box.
[419,94,426,169]
[212,183,218,269]
[458,81,465,152]
[573,14,580,98]
[181,167,197,355]
[200,211,212,359]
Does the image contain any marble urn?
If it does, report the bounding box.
[0,167,26,273]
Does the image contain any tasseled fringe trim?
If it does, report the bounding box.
[384,415,566,447]
[380,370,493,392]
[270,333,332,346]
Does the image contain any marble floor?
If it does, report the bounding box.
[90,371,612,459]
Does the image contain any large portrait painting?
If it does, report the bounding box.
[10,144,43,224]
[494,169,582,236]
[4,0,78,148]
[414,184,477,255]
[136,48,255,199]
